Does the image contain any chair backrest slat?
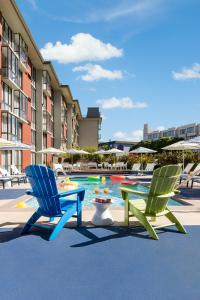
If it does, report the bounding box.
[145,165,182,215]
[132,163,141,171]
[25,165,61,217]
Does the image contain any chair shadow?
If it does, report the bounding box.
[0,222,53,242]
[0,222,183,244]
[70,225,184,248]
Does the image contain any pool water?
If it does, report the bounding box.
[26,177,183,208]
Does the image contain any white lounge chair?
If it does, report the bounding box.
[53,164,67,176]
[142,163,156,174]
[131,163,141,174]
[87,162,97,169]
[180,163,200,186]
[11,165,27,182]
[182,163,194,174]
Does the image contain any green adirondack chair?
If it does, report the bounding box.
[120,165,187,240]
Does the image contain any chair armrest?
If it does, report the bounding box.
[58,188,85,199]
[120,187,149,198]
[156,192,175,199]
[26,189,34,196]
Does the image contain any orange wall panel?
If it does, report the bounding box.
[22,150,31,171]
[22,122,31,145]
[46,96,52,114]
[22,72,31,98]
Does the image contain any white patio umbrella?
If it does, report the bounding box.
[105,148,125,163]
[37,147,66,155]
[77,150,90,155]
[162,141,199,166]
[129,147,157,168]
[94,149,107,155]
[105,148,124,154]
[0,138,31,150]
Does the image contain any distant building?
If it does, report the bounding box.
[78,108,102,148]
[99,141,137,153]
[143,123,200,141]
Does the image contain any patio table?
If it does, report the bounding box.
[91,200,113,226]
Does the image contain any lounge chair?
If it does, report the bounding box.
[120,165,186,240]
[87,162,97,169]
[54,163,67,177]
[141,163,156,174]
[0,167,22,186]
[103,162,112,169]
[131,163,141,174]
[11,165,27,183]
[191,175,200,188]
[180,163,200,186]
[21,165,85,241]
[182,163,194,174]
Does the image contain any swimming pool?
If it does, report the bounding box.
[26,177,183,208]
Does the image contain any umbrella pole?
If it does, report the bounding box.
[182,151,185,169]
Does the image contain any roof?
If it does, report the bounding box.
[86,107,101,118]
[99,141,138,146]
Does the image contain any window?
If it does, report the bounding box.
[180,129,186,135]
[31,86,36,108]
[1,112,22,142]
[31,66,36,88]
[14,33,28,67]
[2,83,12,111]
[1,46,19,86]
[187,127,195,134]
[1,150,22,173]
[31,130,36,151]
[2,17,13,48]
[13,91,28,120]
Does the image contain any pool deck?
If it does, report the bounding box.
[0,175,200,229]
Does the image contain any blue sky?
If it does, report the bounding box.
[17,0,200,141]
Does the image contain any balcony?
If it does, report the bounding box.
[14,34,28,71]
[1,45,19,89]
[13,90,28,121]
[43,70,51,97]
[43,110,53,133]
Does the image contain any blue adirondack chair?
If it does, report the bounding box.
[21,165,85,240]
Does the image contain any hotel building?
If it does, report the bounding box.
[143,123,200,141]
[0,0,101,171]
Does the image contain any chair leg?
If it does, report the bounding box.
[130,205,159,240]
[49,205,76,241]
[21,209,42,235]
[121,191,129,226]
[166,210,187,234]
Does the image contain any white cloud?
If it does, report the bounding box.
[113,130,143,141]
[172,63,200,80]
[40,33,123,64]
[73,64,123,81]
[97,97,148,109]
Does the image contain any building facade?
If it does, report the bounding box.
[143,123,200,141]
[0,0,101,171]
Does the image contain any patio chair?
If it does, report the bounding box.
[11,165,27,183]
[87,162,97,169]
[0,167,21,186]
[103,162,112,169]
[131,163,141,174]
[182,163,194,174]
[142,163,156,174]
[21,165,85,241]
[191,175,200,188]
[120,165,186,240]
[180,163,200,186]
